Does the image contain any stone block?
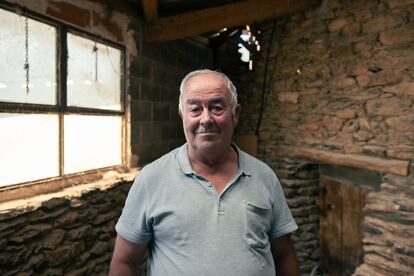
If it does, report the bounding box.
[28,208,68,223]
[379,25,414,45]
[68,225,92,241]
[328,18,349,32]
[366,97,411,116]
[78,209,98,222]
[367,71,402,87]
[359,117,374,132]
[387,146,414,159]
[65,261,96,276]
[387,0,414,8]
[363,145,386,156]
[354,9,372,22]
[41,198,70,211]
[342,22,361,35]
[277,92,299,103]
[323,116,344,132]
[54,211,79,227]
[363,14,403,34]
[336,107,357,119]
[91,211,117,226]
[353,130,375,142]
[38,229,66,250]
[354,42,373,58]
[385,114,414,132]
[89,241,108,256]
[383,82,414,96]
[44,241,85,266]
[330,75,356,90]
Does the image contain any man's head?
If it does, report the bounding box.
[179,69,238,115]
[178,69,241,155]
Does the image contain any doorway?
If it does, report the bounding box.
[319,177,369,275]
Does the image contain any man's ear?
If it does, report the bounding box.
[178,109,183,119]
[233,104,241,126]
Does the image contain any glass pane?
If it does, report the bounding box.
[0,8,56,105]
[64,115,122,174]
[0,113,59,187]
[67,33,122,111]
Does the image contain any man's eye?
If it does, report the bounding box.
[211,106,224,113]
[189,107,201,113]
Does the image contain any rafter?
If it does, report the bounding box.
[142,0,158,23]
[144,0,320,43]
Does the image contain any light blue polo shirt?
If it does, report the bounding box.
[116,143,298,276]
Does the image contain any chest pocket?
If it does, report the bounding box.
[243,200,272,250]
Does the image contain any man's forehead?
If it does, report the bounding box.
[185,97,226,105]
[184,73,227,91]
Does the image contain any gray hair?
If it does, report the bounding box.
[178,69,238,114]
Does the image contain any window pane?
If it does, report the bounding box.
[0,113,59,187]
[67,33,122,111]
[0,8,56,105]
[64,115,122,174]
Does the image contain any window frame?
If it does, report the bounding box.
[0,3,127,199]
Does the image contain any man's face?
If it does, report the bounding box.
[180,73,240,155]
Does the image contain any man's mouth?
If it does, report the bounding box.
[194,126,219,135]
[194,131,218,134]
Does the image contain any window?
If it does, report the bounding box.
[0,5,125,189]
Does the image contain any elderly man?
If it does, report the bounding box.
[110,69,300,276]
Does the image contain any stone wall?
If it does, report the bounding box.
[268,157,320,273]
[236,0,413,274]
[1,0,212,275]
[0,179,131,276]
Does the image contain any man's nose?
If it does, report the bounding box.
[200,108,213,124]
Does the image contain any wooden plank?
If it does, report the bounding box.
[144,0,320,42]
[320,178,343,276]
[341,183,368,275]
[142,0,158,23]
[274,146,410,176]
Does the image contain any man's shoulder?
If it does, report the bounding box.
[237,147,274,174]
[141,145,182,174]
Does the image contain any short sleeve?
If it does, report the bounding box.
[115,172,153,244]
[268,175,298,239]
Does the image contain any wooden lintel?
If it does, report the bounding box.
[144,0,320,43]
[274,146,410,176]
[142,0,158,23]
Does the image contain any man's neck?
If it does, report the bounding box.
[188,144,237,175]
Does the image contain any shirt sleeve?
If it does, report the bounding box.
[268,174,298,239]
[115,171,153,244]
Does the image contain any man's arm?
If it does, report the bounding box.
[270,234,301,276]
[109,234,148,276]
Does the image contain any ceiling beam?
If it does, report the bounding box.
[142,0,158,23]
[144,0,320,43]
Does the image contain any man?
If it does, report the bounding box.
[110,69,300,276]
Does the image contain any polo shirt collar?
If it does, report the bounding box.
[177,143,252,177]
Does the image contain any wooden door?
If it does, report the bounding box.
[319,178,368,276]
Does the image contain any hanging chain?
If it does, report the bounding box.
[93,41,98,82]
[24,16,30,94]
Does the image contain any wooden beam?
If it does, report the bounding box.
[274,146,410,176]
[142,0,158,23]
[144,0,320,42]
